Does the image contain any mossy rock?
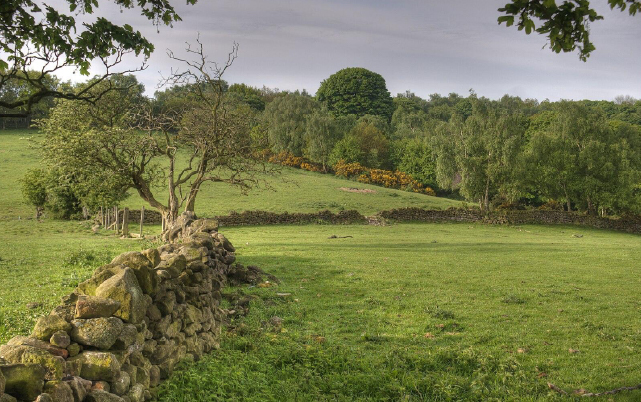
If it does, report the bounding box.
[95,268,145,324]
[78,265,124,296]
[110,252,157,296]
[0,363,46,400]
[43,381,74,402]
[0,366,5,393]
[141,248,161,268]
[75,295,121,319]
[71,317,124,349]
[85,390,125,402]
[31,315,72,342]
[67,351,120,382]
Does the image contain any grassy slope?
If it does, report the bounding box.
[159,224,641,401]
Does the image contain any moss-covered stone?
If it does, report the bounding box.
[0,366,5,393]
[78,265,124,296]
[31,315,72,341]
[0,363,46,400]
[43,381,74,402]
[67,351,120,382]
[110,252,157,296]
[49,331,71,349]
[95,268,145,324]
[71,317,124,349]
[156,254,186,278]
[141,248,161,268]
[85,390,125,402]
[110,371,130,396]
[6,336,68,358]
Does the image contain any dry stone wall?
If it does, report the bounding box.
[0,216,262,402]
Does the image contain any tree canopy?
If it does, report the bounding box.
[316,67,394,121]
[498,0,641,61]
[1,0,195,115]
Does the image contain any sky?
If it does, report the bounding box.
[54,0,641,102]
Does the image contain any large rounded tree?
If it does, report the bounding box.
[316,67,394,121]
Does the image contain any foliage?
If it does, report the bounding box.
[263,93,318,156]
[328,119,390,169]
[316,67,394,120]
[333,160,435,195]
[498,0,641,61]
[1,0,195,113]
[303,108,345,170]
[393,138,437,188]
[228,83,266,112]
[19,168,48,217]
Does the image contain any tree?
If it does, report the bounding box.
[263,93,318,156]
[304,108,344,171]
[1,0,195,115]
[316,67,394,121]
[329,118,390,169]
[392,138,437,188]
[433,99,528,212]
[228,83,266,111]
[38,42,274,226]
[498,0,641,61]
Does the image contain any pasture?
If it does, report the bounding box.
[1,129,641,400]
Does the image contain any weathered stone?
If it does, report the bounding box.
[67,351,120,382]
[66,343,81,357]
[0,363,46,400]
[156,254,186,278]
[75,295,121,319]
[43,381,74,402]
[0,394,16,402]
[165,320,182,339]
[216,233,235,252]
[50,331,71,349]
[188,232,214,250]
[64,377,89,402]
[110,371,130,396]
[6,336,68,358]
[141,249,161,268]
[127,384,145,402]
[148,365,160,388]
[95,268,145,324]
[91,381,110,392]
[149,341,175,365]
[78,265,124,296]
[155,292,176,316]
[110,252,157,296]
[35,394,53,402]
[71,317,124,349]
[0,344,66,381]
[180,244,208,263]
[145,304,161,322]
[0,366,4,393]
[112,324,138,350]
[120,364,137,387]
[184,304,203,325]
[191,218,219,234]
[85,390,124,402]
[32,315,72,341]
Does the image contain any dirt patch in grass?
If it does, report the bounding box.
[339,187,376,194]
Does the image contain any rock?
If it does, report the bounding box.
[35,394,53,402]
[71,317,124,349]
[0,345,65,381]
[141,249,161,268]
[145,304,161,322]
[66,343,81,358]
[79,265,124,295]
[156,254,186,278]
[113,324,138,350]
[75,295,122,319]
[110,371,130,396]
[50,331,71,349]
[91,381,110,392]
[64,377,89,402]
[95,268,145,324]
[0,366,4,393]
[127,384,145,402]
[183,304,203,325]
[110,252,157,296]
[6,336,68,358]
[188,232,214,250]
[26,302,43,309]
[120,365,137,387]
[148,365,160,388]
[43,381,74,402]
[85,390,125,402]
[32,315,72,341]
[190,218,219,234]
[216,233,235,252]
[0,363,46,400]
[67,352,121,382]
[0,394,17,402]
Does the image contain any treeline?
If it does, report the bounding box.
[10,67,641,217]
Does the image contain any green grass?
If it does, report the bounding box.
[0,129,459,220]
[158,224,641,401]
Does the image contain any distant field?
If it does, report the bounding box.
[0,129,459,220]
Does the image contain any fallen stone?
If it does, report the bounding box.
[32,315,72,341]
[71,318,124,349]
[0,363,46,400]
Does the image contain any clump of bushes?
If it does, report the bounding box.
[335,160,436,196]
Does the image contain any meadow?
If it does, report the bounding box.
[1,129,641,400]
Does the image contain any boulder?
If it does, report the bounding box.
[75,296,121,319]
[110,371,130,396]
[95,269,145,324]
[71,318,124,349]
[67,352,120,382]
[43,381,74,402]
[32,315,72,341]
[0,345,65,381]
[78,265,124,295]
[110,252,157,296]
[6,336,68,358]
[0,363,46,400]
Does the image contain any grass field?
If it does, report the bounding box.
[2,129,641,400]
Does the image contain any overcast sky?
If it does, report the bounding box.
[59,0,641,101]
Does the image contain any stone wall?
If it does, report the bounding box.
[215,209,367,226]
[0,217,266,402]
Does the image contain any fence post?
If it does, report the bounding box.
[115,206,119,234]
[140,206,145,238]
[122,207,130,237]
